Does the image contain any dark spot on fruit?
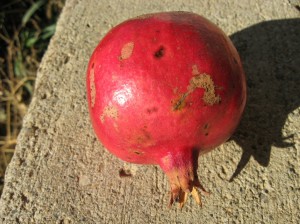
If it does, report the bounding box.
[204,123,209,129]
[146,107,158,114]
[205,132,209,136]
[91,63,94,68]
[134,151,143,155]
[154,46,165,59]
[119,168,132,177]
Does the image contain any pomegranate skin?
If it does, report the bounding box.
[87,12,246,207]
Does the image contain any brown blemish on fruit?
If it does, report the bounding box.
[146,107,158,114]
[172,93,188,111]
[202,123,210,136]
[172,66,221,110]
[189,74,221,105]
[204,123,209,129]
[134,151,143,155]
[134,128,156,147]
[154,46,165,59]
[136,130,151,144]
[100,105,118,123]
[120,42,134,60]
[129,148,144,155]
[90,64,96,108]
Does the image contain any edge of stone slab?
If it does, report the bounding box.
[0,0,79,207]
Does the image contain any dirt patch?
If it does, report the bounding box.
[120,42,134,60]
[100,105,118,122]
[119,168,132,177]
[90,65,96,108]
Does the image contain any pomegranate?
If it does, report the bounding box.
[86,12,246,207]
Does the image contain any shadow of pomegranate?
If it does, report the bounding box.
[229,18,300,181]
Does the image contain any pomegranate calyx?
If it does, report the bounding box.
[167,172,209,208]
[159,150,208,208]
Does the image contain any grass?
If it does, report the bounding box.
[0,0,65,196]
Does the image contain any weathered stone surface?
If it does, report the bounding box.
[0,0,299,223]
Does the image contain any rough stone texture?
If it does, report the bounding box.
[0,0,299,223]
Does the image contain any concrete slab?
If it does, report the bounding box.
[0,0,299,223]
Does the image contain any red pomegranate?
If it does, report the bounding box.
[86,12,246,207]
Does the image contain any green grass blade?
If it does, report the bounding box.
[41,24,56,39]
[22,0,46,26]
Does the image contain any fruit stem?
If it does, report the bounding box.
[159,149,208,208]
